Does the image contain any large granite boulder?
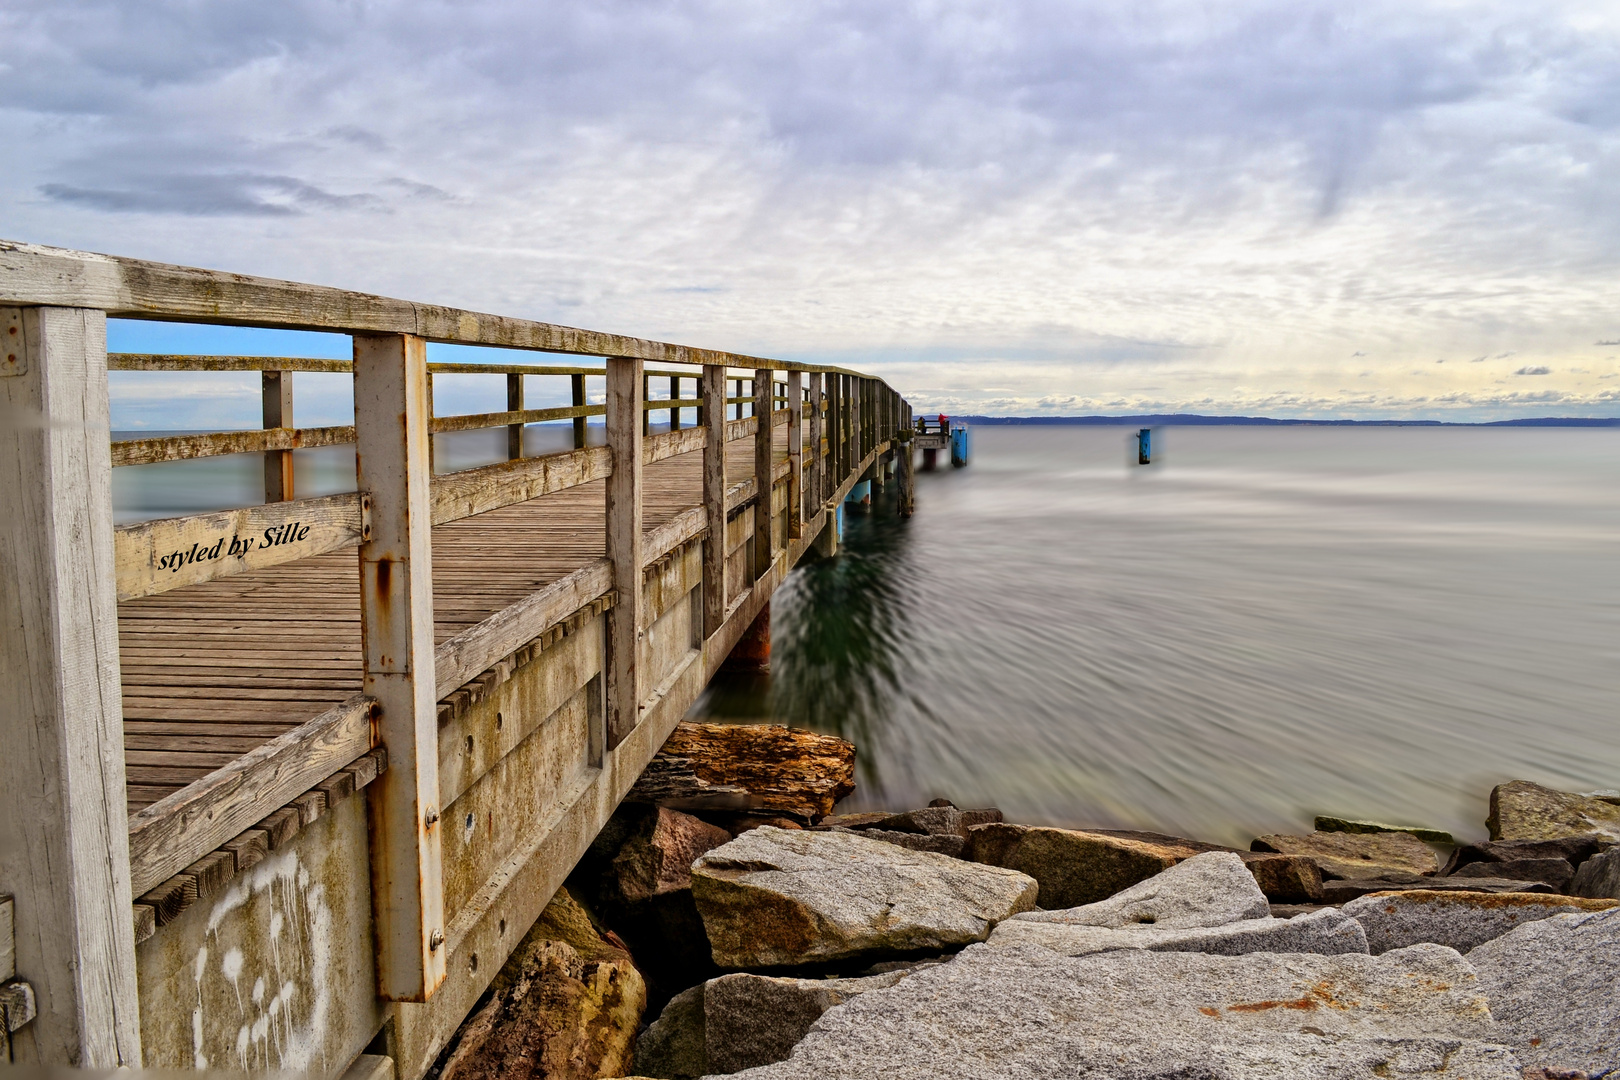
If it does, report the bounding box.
[1447,857,1574,892]
[965,823,1195,907]
[1009,851,1269,929]
[721,942,1520,1079]
[633,969,915,1077]
[1252,830,1439,879]
[1470,907,1620,1076]
[1241,852,1325,903]
[691,827,1037,967]
[1441,835,1611,875]
[1569,847,1620,899]
[1487,780,1620,842]
[611,806,733,903]
[1342,889,1618,955]
[990,905,1368,957]
[437,887,646,1080]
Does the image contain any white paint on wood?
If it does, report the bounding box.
[0,306,141,1066]
[353,332,446,1003]
[603,355,643,750]
[125,694,375,897]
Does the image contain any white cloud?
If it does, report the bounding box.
[5,0,1620,420]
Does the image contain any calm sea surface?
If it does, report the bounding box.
[690,426,1620,846]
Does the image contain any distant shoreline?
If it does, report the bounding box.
[950,414,1620,427]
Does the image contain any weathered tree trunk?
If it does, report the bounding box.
[626,722,856,821]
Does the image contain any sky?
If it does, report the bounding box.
[5,0,1620,424]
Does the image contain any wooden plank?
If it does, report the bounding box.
[431,561,612,700]
[0,895,12,981]
[0,305,141,1067]
[221,829,270,874]
[109,354,352,373]
[262,369,294,501]
[113,492,369,601]
[604,355,643,750]
[139,874,196,927]
[182,849,235,901]
[787,369,803,539]
[701,364,727,638]
[111,423,356,466]
[124,693,374,895]
[354,331,447,1002]
[429,446,611,525]
[644,424,705,465]
[429,403,598,434]
[754,368,775,579]
[130,904,155,946]
[258,807,301,850]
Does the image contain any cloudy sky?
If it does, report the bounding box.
[5,0,1620,422]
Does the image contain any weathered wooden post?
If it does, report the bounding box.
[807,371,824,508]
[787,369,803,540]
[701,364,727,639]
[571,373,587,449]
[897,429,916,517]
[605,356,644,747]
[354,332,447,1002]
[669,375,682,431]
[642,372,651,436]
[506,373,524,460]
[753,368,775,580]
[262,369,295,501]
[0,305,142,1067]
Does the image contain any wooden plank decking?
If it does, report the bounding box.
[117,435,775,812]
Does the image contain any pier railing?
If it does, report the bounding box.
[0,239,911,1070]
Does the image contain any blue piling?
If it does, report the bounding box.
[950,426,970,468]
[1137,427,1151,465]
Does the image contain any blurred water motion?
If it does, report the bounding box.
[689,426,1620,846]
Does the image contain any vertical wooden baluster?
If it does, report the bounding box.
[787,369,803,540]
[605,356,643,749]
[0,305,141,1066]
[669,375,681,431]
[571,373,587,449]
[425,370,435,473]
[701,364,727,638]
[808,371,824,507]
[262,369,295,501]
[642,372,651,437]
[753,368,774,580]
[353,331,445,1003]
[506,373,524,460]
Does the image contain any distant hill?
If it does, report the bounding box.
[951,414,1620,427]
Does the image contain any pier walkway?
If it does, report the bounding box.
[0,240,915,1076]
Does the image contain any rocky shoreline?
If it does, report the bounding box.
[429,722,1620,1080]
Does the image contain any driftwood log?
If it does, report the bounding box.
[626,722,856,820]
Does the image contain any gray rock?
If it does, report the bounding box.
[1010,851,1270,929]
[719,942,1520,1079]
[1321,875,1549,905]
[1314,815,1456,844]
[1448,857,1573,892]
[1342,889,1618,955]
[634,984,707,1080]
[691,827,1038,968]
[990,906,1369,957]
[1470,907,1620,1076]
[1569,847,1620,899]
[1488,780,1620,842]
[1252,830,1440,880]
[858,829,965,858]
[870,806,964,836]
[634,970,914,1078]
[1440,835,1611,875]
[704,971,908,1074]
[965,823,1194,907]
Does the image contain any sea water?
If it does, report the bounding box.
[691,425,1620,846]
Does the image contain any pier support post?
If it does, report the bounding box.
[354,331,447,1003]
[701,364,727,639]
[787,369,803,539]
[262,369,295,501]
[753,368,775,581]
[605,356,645,748]
[897,433,916,517]
[0,306,142,1067]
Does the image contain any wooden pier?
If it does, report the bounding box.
[0,240,914,1075]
